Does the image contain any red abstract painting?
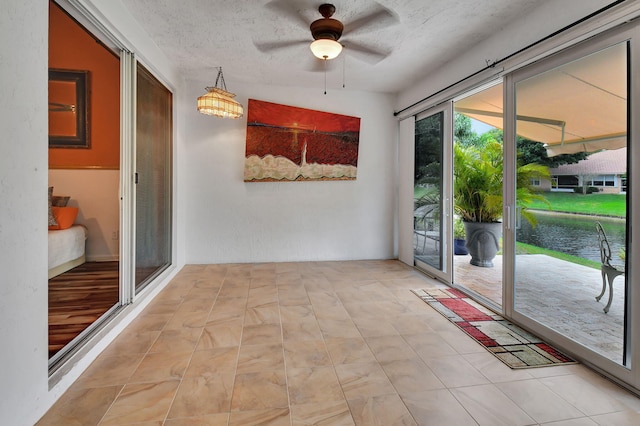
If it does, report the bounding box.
[244,99,361,182]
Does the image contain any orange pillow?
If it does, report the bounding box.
[48,207,79,230]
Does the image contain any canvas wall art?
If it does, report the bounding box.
[244,99,361,182]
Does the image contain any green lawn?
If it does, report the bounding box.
[515,242,600,270]
[416,187,626,218]
[414,186,625,268]
[528,192,626,217]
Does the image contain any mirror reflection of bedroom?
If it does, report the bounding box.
[48,1,120,362]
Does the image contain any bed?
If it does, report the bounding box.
[48,225,87,279]
[48,187,87,279]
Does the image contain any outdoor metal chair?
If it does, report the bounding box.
[595,221,624,313]
[414,204,439,254]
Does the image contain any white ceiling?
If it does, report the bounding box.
[120,0,550,93]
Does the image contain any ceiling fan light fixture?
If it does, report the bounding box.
[197,67,244,119]
[310,39,342,60]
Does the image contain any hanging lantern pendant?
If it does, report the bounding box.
[197,67,244,119]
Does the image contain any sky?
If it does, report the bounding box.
[470,118,495,135]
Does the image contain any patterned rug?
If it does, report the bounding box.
[412,288,577,369]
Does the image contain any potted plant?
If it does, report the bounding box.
[453,140,549,267]
[453,217,468,255]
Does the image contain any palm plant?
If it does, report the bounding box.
[453,217,466,239]
[414,186,440,209]
[453,141,550,225]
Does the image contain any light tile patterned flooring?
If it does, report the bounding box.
[38,260,640,425]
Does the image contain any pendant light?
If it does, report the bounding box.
[197,67,244,119]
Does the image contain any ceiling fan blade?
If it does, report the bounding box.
[264,0,309,30]
[344,3,399,36]
[254,39,308,53]
[342,40,391,64]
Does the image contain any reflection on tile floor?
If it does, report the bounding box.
[38,260,640,425]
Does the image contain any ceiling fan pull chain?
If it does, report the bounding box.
[342,50,346,88]
[324,60,327,95]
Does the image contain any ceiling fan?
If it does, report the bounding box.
[254,1,398,68]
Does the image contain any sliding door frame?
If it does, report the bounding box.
[503,21,640,391]
[133,62,174,294]
[397,7,640,395]
[120,49,136,305]
[49,0,177,378]
[413,103,454,283]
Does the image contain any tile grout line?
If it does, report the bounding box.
[276,271,295,426]
[226,272,252,424]
[160,272,227,425]
[304,275,357,425]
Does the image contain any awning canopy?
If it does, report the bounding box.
[455,43,627,156]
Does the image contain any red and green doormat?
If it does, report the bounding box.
[412,288,577,369]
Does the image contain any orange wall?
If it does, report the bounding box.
[49,1,120,169]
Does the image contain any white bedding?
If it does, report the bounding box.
[48,225,87,277]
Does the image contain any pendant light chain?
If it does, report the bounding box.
[214,67,227,92]
[342,51,346,88]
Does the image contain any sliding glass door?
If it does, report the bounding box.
[453,82,504,308]
[414,105,452,282]
[47,0,175,375]
[48,0,122,368]
[135,64,172,292]
[508,30,633,375]
[402,18,640,393]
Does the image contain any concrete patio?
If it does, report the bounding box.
[417,247,625,364]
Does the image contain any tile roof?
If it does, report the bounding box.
[550,148,626,176]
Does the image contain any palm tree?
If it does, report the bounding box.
[453,140,550,225]
[453,140,549,266]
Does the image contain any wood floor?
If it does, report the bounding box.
[48,261,119,358]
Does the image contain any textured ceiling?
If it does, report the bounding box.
[120,0,549,93]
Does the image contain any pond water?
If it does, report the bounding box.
[517,211,626,264]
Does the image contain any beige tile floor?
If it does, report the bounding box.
[37,260,640,425]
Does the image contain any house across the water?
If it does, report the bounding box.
[548,148,627,194]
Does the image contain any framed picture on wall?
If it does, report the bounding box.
[48,69,90,148]
[244,99,361,182]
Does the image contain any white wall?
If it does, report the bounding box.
[0,0,50,424]
[49,169,120,261]
[183,81,397,263]
[0,0,183,424]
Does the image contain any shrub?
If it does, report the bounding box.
[453,217,466,239]
[573,186,600,194]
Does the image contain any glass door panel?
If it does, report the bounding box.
[513,42,628,365]
[414,108,450,281]
[453,82,504,308]
[48,1,122,367]
[135,64,172,293]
